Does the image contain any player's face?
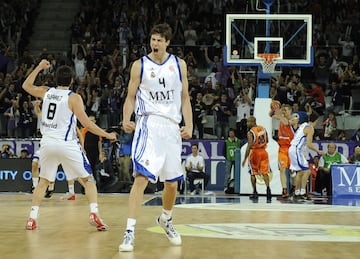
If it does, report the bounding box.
[150,34,169,56]
[284,107,292,117]
[289,114,299,126]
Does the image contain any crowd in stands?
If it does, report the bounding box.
[0,0,360,143]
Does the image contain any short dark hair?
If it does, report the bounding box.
[56,65,74,86]
[191,143,198,149]
[308,113,319,123]
[150,23,173,41]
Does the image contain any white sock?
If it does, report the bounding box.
[295,189,300,195]
[32,178,39,188]
[126,218,136,232]
[161,209,172,221]
[89,203,98,214]
[30,206,39,219]
[48,183,54,191]
[68,184,75,195]
[300,189,306,195]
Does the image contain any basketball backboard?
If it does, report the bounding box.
[225,14,313,68]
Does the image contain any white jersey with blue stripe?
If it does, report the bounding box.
[290,122,309,152]
[41,87,77,141]
[135,54,183,123]
[289,122,311,171]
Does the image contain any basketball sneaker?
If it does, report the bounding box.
[67,195,76,200]
[60,193,76,200]
[89,212,109,231]
[157,216,182,245]
[44,188,54,198]
[26,218,37,230]
[249,192,258,200]
[282,188,289,198]
[119,230,135,252]
[266,187,272,202]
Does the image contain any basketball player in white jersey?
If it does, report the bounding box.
[119,23,193,252]
[289,113,323,200]
[22,60,117,231]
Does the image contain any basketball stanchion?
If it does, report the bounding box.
[234,148,241,194]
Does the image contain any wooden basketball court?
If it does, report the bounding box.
[1,192,359,259]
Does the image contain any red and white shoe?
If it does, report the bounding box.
[60,193,76,200]
[89,212,109,231]
[67,194,76,200]
[26,218,37,230]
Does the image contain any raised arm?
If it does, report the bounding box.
[22,59,50,99]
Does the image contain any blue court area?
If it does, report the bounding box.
[144,193,360,208]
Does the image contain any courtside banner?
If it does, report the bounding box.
[1,139,359,192]
[0,158,70,192]
[331,164,360,197]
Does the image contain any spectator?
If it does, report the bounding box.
[19,149,30,158]
[192,92,206,139]
[223,128,241,194]
[3,98,19,137]
[117,123,134,185]
[212,93,233,139]
[1,144,16,158]
[304,83,325,115]
[96,150,118,193]
[185,143,209,195]
[322,112,337,140]
[316,143,348,196]
[348,145,360,165]
[81,114,103,189]
[336,130,347,141]
[17,100,34,138]
[233,88,251,140]
[352,128,360,142]
[326,80,344,115]
[309,155,320,192]
[338,35,355,63]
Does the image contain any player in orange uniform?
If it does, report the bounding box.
[271,104,295,198]
[242,116,271,202]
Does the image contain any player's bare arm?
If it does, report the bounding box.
[69,93,116,141]
[304,126,323,155]
[22,59,50,98]
[122,60,140,133]
[242,131,254,167]
[179,58,193,139]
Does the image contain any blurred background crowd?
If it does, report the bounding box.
[1,0,360,143]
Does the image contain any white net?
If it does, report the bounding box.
[260,61,277,74]
[258,53,280,74]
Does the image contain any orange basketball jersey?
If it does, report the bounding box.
[250,125,268,149]
[277,121,294,148]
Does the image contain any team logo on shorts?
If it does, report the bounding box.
[145,159,149,166]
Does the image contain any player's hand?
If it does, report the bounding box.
[180,125,192,139]
[123,121,136,133]
[38,59,51,70]
[317,150,324,156]
[107,132,117,141]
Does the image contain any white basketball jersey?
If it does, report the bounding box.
[41,87,77,141]
[290,122,309,152]
[135,54,183,123]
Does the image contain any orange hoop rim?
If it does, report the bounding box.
[257,53,281,63]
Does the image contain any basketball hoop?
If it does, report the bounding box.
[257,53,280,74]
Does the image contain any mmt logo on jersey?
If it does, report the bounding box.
[149,89,175,103]
[332,164,360,196]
